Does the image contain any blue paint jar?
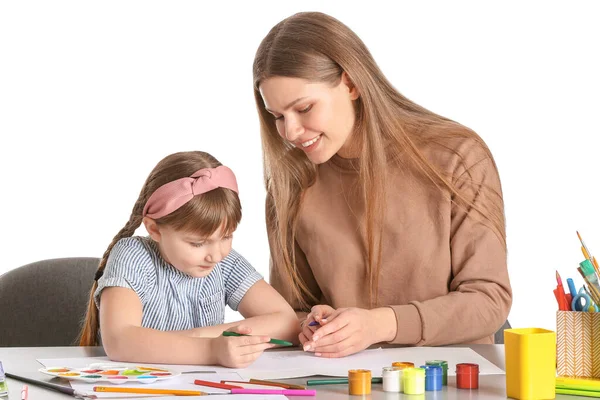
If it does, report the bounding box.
[420,365,442,391]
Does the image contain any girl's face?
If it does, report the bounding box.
[145,218,233,278]
[259,74,360,164]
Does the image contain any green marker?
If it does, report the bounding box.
[222,331,293,346]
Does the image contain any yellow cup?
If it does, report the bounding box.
[504,328,556,400]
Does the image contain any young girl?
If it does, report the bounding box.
[253,12,512,357]
[80,151,299,368]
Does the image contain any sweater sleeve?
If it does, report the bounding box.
[389,144,512,346]
[266,196,322,312]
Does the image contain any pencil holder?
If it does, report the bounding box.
[556,310,600,378]
[504,328,556,400]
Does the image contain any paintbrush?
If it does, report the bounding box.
[5,372,95,399]
[578,231,600,275]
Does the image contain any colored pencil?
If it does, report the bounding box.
[555,271,570,311]
[230,388,316,396]
[556,388,600,398]
[94,386,316,396]
[557,376,600,389]
[307,377,383,386]
[195,379,242,389]
[249,378,306,389]
[94,386,205,395]
[182,370,216,374]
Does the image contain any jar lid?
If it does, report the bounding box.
[456,363,479,374]
[403,367,425,378]
[426,360,448,366]
[392,362,414,369]
[348,369,372,378]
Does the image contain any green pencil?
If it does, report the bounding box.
[556,388,600,398]
[307,377,383,386]
[221,331,293,346]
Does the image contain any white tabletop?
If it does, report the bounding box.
[0,344,572,399]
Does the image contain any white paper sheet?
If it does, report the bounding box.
[38,346,504,383]
[231,346,504,379]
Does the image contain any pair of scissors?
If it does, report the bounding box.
[572,287,599,312]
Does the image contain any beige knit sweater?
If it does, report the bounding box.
[269,125,512,346]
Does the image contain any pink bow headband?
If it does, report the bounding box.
[142,166,239,219]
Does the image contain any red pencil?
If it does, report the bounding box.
[194,380,243,390]
[555,271,569,311]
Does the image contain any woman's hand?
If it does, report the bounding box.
[299,305,335,347]
[211,325,275,368]
[303,307,395,358]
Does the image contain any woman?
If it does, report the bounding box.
[253,11,511,358]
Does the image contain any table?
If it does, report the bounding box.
[0,344,564,399]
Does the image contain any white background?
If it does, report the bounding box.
[1,1,599,333]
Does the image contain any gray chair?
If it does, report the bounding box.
[494,320,512,344]
[0,257,99,347]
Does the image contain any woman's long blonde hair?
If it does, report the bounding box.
[253,12,505,310]
[79,151,242,346]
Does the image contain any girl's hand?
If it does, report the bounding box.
[299,304,335,349]
[303,307,376,358]
[211,325,275,368]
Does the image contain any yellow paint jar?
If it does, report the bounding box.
[348,369,371,395]
[402,367,425,395]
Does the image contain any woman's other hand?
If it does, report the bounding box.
[299,304,335,348]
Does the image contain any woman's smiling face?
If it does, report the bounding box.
[259,74,360,163]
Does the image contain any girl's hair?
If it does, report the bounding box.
[253,12,505,310]
[79,151,242,346]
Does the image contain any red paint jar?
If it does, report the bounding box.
[456,363,479,389]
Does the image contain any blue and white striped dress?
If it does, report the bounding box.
[94,236,263,330]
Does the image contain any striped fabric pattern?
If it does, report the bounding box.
[94,236,262,330]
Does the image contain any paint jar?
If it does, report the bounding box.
[420,365,443,391]
[456,363,479,389]
[391,362,414,392]
[392,361,414,369]
[426,359,448,385]
[348,369,371,395]
[402,367,425,395]
[382,366,402,392]
[505,327,556,399]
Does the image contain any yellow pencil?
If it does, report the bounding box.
[557,376,600,388]
[93,386,207,395]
